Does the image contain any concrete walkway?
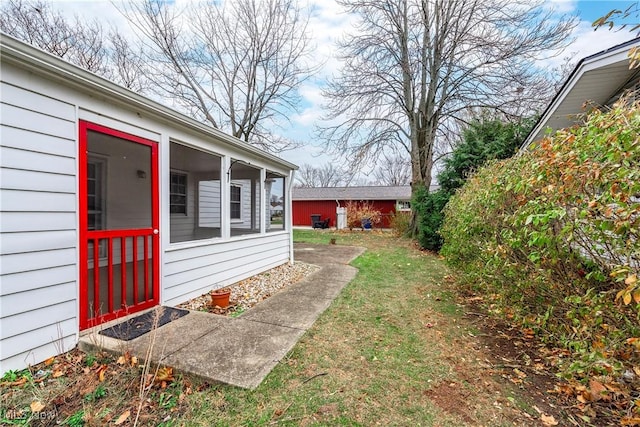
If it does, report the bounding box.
[79,243,364,389]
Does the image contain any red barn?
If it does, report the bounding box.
[292,186,412,229]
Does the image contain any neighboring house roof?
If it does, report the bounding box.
[522,37,640,149]
[0,33,297,171]
[293,186,414,201]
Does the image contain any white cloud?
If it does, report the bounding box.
[544,0,579,14]
[542,20,637,70]
[568,20,637,58]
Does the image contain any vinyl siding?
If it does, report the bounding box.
[163,232,290,306]
[1,41,295,376]
[230,179,255,229]
[0,80,78,373]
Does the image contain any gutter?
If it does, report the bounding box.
[520,36,640,152]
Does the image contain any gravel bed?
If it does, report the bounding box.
[177,261,319,316]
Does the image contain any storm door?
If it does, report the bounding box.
[79,121,159,329]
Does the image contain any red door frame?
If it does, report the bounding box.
[79,121,160,330]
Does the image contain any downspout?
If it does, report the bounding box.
[288,169,295,264]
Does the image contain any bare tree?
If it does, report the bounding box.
[118,0,316,153]
[321,0,577,195]
[0,0,145,90]
[374,154,411,186]
[294,163,352,187]
[295,164,319,188]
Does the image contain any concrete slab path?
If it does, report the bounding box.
[79,243,364,389]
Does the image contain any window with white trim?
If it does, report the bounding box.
[230,184,242,220]
[169,142,222,243]
[170,172,187,214]
[397,200,411,211]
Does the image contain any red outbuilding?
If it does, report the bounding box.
[292,186,413,229]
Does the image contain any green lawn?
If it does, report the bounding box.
[185,230,530,425]
[1,230,535,426]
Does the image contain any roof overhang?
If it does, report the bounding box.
[0,33,298,171]
[522,37,640,149]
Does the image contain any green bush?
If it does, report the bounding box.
[441,99,640,394]
[413,187,450,251]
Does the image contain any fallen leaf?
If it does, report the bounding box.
[4,377,28,387]
[625,274,637,285]
[117,356,127,365]
[621,417,640,426]
[52,370,64,378]
[44,357,55,366]
[96,365,107,382]
[513,368,527,379]
[114,410,130,425]
[131,356,138,367]
[30,401,45,413]
[541,413,558,426]
[156,367,174,383]
[588,379,606,402]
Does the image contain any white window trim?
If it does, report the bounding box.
[230,182,244,223]
[170,170,188,216]
[397,200,411,211]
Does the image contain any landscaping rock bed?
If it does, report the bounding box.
[177,261,319,316]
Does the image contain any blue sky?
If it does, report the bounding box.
[51,1,639,173]
[575,0,637,22]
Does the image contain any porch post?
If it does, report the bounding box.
[221,155,231,239]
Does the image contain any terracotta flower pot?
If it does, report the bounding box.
[210,288,231,308]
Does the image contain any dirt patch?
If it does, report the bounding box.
[458,298,572,426]
[424,381,475,424]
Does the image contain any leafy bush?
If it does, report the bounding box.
[345,201,382,229]
[413,187,450,251]
[389,210,412,236]
[438,116,534,194]
[413,116,533,251]
[441,99,640,398]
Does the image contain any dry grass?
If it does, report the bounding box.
[1,231,566,426]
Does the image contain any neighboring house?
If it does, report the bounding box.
[0,34,296,374]
[292,186,417,228]
[522,37,640,149]
[520,37,639,272]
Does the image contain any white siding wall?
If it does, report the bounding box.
[0,43,294,375]
[163,232,290,306]
[231,179,254,229]
[198,180,221,228]
[0,79,78,372]
[169,172,197,242]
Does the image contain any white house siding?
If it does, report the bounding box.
[169,172,197,243]
[0,77,79,372]
[1,36,295,375]
[198,180,221,228]
[163,232,290,306]
[229,179,255,230]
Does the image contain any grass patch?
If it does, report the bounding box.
[2,230,544,426]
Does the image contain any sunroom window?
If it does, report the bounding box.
[266,172,286,232]
[169,142,222,243]
[229,159,261,236]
